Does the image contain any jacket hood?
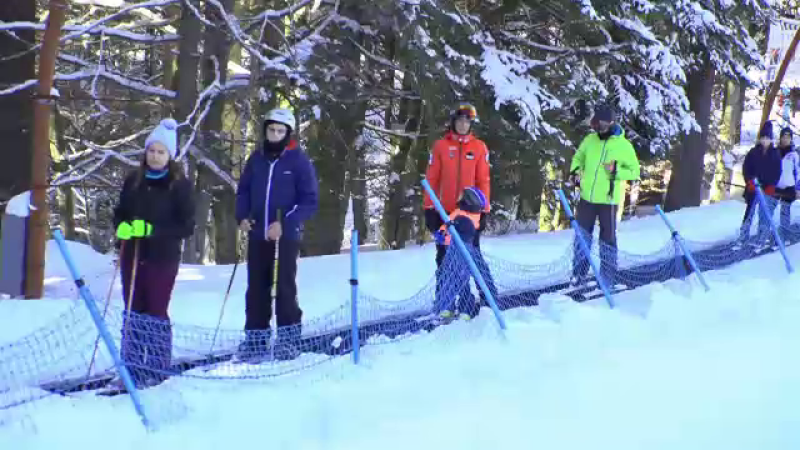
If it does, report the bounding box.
[602,123,625,139]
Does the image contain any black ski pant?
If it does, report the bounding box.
[244,237,302,338]
[434,228,498,316]
[571,199,618,283]
[776,187,796,236]
[741,193,777,240]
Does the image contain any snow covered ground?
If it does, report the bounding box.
[0,199,768,345]
[3,199,800,449]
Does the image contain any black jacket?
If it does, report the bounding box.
[113,170,195,262]
[743,144,782,188]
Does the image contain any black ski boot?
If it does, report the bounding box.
[236,329,271,362]
[274,325,301,361]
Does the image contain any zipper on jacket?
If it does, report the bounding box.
[456,139,463,212]
[264,159,277,238]
[589,138,610,202]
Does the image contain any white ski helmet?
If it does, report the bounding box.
[264,108,296,132]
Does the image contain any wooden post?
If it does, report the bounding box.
[760,25,800,130]
[25,0,68,299]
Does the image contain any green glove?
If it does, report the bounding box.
[131,219,153,238]
[116,221,133,240]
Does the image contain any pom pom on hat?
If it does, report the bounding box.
[145,118,179,159]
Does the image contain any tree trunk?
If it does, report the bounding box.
[250,0,284,139]
[761,26,800,129]
[538,161,560,231]
[711,79,743,202]
[175,0,203,263]
[202,0,237,264]
[303,2,365,255]
[413,94,436,245]
[303,117,349,255]
[518,154,543,220]
[664,61,716,211]
[0,0,35,208]
[348,133,368,245]
[53,105,76,241]
[381,74,420,249]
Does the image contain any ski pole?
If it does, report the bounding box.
[86,241,124,377]
[121,240,140,358]
[270,209,281,346]
[209,251,239,355]
[720,180,747,189]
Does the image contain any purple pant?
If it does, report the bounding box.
[120,250,179,320]
[119,242,179,386]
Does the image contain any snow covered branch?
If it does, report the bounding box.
[59,0,181,44]
[51,148,143,188]
[244,0,314,27]
[189,147,237,190]
[361,121,425,139]
[498,31,631,57]
[0,69,177,98]
[0,22,178,43]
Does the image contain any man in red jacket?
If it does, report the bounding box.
[424,103,491,265]
[423,103,496,316]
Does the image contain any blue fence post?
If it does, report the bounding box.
[654,205,710,291]
[52,229,150,429]
[555,189,615,309]
[754,179,794,273]
[673,240,687,280]
[421,180,507,331]
[350,229,360,364]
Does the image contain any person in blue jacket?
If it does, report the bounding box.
[235,108,319,360]
[740,121,782,242]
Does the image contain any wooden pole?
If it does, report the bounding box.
[25,0,68,299]
[760,25,800,131]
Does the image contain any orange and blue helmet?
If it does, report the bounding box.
[451,102,478,121]
[459,186,487,212]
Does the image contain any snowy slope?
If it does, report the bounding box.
[2,231,800,449]
[2,199,800,449]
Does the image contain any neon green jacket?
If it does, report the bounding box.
[570,125,640,205]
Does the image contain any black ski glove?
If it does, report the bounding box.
[478,212,488,232]
[424,208,443,234]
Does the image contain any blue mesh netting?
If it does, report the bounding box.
[2,193,799,430]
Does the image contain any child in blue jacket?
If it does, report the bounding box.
[432,187,497,320]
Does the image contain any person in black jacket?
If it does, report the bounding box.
[740,121,782,243]
[112,118,195,388]
[235,108,318,360]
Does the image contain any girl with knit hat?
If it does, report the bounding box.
[111,118,196,389]
[741,120,782,242]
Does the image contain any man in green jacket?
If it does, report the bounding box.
[569,104,640,285]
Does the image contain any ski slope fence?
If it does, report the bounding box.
[1,186,799,431]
